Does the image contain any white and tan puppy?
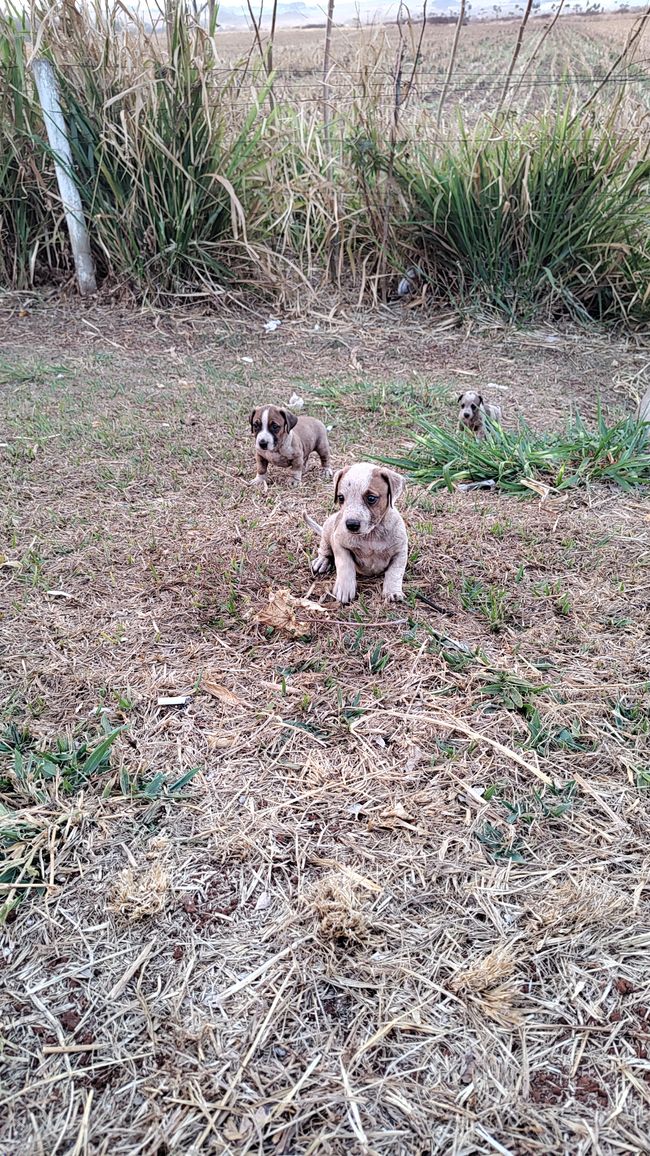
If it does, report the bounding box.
[457,391,502,439]
[250,405,332,491]
[305,463,408,605]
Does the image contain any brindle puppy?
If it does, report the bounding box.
[250,405,332,492]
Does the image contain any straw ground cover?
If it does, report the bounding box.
[1,301,650,1153]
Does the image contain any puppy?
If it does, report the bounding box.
[457,391,502,439]
[250,405,332,491]
[305,463,408,605]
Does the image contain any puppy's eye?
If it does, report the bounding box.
[337,494,345,505]
[253,422,262,432]
[269,423,280,433]
[366,493,379,506]
[471,404,477,412]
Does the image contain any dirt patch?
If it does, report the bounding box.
[529,1070,568,1105]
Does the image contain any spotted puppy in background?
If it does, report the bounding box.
[457,391,502,440]
[305,463,408,605]
[250,405,332,491]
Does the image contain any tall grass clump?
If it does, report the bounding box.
[1,1,650,321]
[0,8,71,286]
[50,2,269,299]
[384,411,650,495]
[390,110,650,324]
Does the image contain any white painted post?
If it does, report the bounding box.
[31,57,97,296]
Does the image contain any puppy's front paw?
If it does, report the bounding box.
[312,555,333,575]
[333,576,357,605]
[383,588,404,604]
[322,467,333,481]
[251,475,268,493]
[289,475,302,487]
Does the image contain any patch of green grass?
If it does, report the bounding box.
[425,627,482,672]
[0,719,122,922]
[477,671,547,712]
[525,710,595,755]
[478,781,577,861]
[390,112,650,325]
[489,519,510,540]
[532,579,572,616]
[122,766,200,801]
[612,699,650,736]
[0,723,34,758]
[337,689,365,727]
[431,738,461,762]
[460,577,516,633]
[477,820,526,862]
[383,411,650,496]
[311,378,449,426]
[0,360,71,387]
[1,717,123,805]
[368,643,391,674]
[344,627,366,653]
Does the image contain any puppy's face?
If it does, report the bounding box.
[458,391,484,423]
[250,406,298,453]
[334,463,405,536]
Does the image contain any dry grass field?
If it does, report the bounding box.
[1,296,649,1154]
[213,13,650,135]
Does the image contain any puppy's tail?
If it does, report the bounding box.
[303,513,323,535]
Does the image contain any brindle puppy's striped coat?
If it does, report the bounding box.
[250,405,332,492]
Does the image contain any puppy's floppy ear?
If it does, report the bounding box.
[458,393,464,404]
[380,469,405,505]
[478,395,484,407]
[280,409,298,433]
[249,409,257,431]
[333,466,349,505]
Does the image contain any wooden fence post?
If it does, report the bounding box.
[31,57,97,296]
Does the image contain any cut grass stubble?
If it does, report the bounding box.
[2,333,650,1155]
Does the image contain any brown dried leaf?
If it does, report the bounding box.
[249,588,326,638]
[207,733,236,750]
[519,477,552,500]
[202,677,243,706]
[369,801,421,832]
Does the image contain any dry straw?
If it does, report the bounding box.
[1,307,650,1152]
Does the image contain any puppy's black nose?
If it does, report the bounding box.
[345,519,361,533]
[258,438,268,449]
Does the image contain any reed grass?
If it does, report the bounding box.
[389,112,650,322]
[383,411,650,494]
[0,8,67,285]
[1,1,649,321]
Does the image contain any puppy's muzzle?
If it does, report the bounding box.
[345,519,361,533]
[257,435,272,451]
